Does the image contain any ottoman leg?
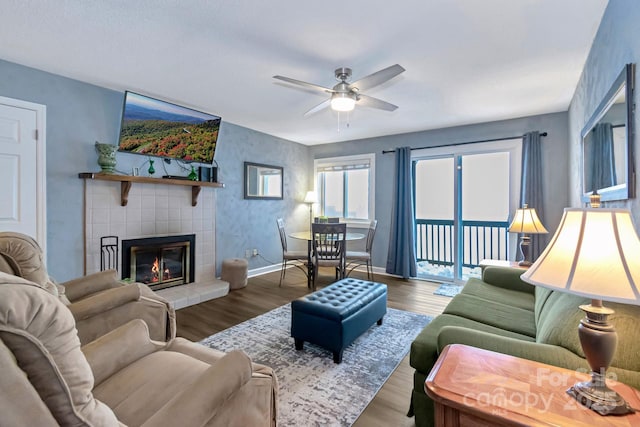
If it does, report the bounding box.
[333,350,343,364]
[377,317,383,326]
[295,338,304,350]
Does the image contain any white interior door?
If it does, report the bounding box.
[0,96,46,255]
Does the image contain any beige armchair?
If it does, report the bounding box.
[0,232,175,344]
[0,272,278,427]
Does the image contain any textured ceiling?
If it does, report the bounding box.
[0,0,608,145]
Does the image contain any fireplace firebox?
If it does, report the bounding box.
[122,235,195,291]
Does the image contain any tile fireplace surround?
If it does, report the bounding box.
[83,179,228,308]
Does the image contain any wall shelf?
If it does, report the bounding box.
[79,172,224,207]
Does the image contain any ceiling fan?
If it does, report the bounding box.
[273,64,405,116]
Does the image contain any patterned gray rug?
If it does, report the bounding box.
[200,303,431,426]
[433,283,463,297]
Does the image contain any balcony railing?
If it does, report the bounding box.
[415,219,509,268]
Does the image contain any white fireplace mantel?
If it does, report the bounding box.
[79,172,224,207]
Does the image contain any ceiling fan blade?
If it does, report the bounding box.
[357,94,399,111]
[304,99,331,116]
[349,64,405,92]
[273,75,334,94]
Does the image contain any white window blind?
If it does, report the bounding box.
[314,154,375,224]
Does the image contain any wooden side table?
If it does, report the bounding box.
[479,259,529,272]
[425,344,640,427]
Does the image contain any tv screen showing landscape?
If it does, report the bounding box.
[118,91,221,164]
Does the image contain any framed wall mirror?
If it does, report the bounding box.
[581,63,635,202]
[244,162,283,200]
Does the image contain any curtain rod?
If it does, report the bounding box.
[381,131,548,154]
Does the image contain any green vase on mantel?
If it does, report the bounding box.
[95,142,117,174]
[188,165,198,181]
[148,159,155,175]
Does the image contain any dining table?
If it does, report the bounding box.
[289,230,365,289]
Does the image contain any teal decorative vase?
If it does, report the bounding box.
[95,142,117,174]
[148,159,155,175]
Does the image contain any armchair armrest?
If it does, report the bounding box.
[69,284,141,321]
[481,266,534,294]
[140,350,253,427]
[82,319,163,385]
[61,269,123,301]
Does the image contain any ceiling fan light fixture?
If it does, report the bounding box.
[330,92,356,112]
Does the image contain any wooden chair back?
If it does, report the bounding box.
[312,223,346,262]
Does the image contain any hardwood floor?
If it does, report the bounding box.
[176,267,450,426]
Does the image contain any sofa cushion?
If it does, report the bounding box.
[609,301,640,372]
[536,288,640,372]
[93,351,209,426]
[534,286,554,326]
[482,266,535,294]
[461,278,535,311]
[535,290,587,358]
[409,313,535,374]
[443,294,537,337]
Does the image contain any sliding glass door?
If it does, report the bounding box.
[414,156,456,279]
[413,140,521,283]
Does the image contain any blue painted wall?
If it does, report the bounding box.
[214,123,312,274]
[0,59,122,281]
[569,0,640,218]
[311,112,570,269]
[0,59,311,281]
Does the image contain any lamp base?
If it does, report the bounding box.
[516,235,531,266]
[567,377,635,415]
[570,301,635,415]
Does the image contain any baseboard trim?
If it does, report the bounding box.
[248,263,283,278]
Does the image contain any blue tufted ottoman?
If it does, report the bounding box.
[291,278,387,363]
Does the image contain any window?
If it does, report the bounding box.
[314,154,375,224]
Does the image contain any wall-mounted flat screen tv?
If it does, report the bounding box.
[118,91,221,164]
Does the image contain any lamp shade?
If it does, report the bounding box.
[303,191,317,204]
[508,205,548,234]
[521,208,640,305]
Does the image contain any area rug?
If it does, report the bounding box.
[433,283,463,297]
[199,303,431,426]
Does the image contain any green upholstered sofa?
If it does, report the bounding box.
[408,266,640,427]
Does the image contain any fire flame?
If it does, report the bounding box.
[151,257,160,282]
[145,256,174,284]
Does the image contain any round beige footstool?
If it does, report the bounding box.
[221,258,248,290]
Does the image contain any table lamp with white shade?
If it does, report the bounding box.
[508,204,548,266]
[521,207,640,415]
[303,191,317,230]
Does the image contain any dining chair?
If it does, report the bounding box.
[276,218,308,286]
[345,219,377,281]
[311,222,347,290]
